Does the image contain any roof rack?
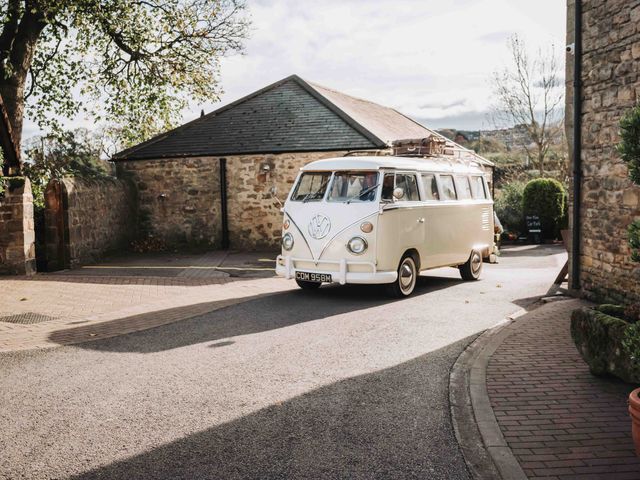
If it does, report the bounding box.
[391,136,492,167]
[343,149,391,157]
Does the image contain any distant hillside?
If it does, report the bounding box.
[437,124,567,172]
[437,125,532,151]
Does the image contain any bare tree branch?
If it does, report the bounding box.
[491,34,565,176]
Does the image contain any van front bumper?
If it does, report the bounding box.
[276,255,397,285]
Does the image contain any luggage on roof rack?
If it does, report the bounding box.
[392,136,454,157]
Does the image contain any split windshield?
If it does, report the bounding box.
[290,172,331,202]
[328,171,378,202]
[291,171,379,202]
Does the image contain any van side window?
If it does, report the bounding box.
[396,174,420,201]
[440,175,457,200]
[457,176,472,199]
[471,176,487,199]
[381,173,395,201]
[421,174,440,201]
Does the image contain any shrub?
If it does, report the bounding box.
[522,178,567,239]
[618,104,640,185]
[623,322,640,367]
[618,106,640,262]
[571,306,640,382]
[494,181,526,233]
[629,217,640,263]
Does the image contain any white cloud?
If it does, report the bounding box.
[25,0,568,138]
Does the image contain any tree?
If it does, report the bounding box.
[491,35,564,176]
[0,0,249,175]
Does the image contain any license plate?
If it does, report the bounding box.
[295,271,332,283]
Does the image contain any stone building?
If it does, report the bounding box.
[566,0,640,303]
[114,74,492,250]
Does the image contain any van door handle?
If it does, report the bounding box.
[418,218,425,223]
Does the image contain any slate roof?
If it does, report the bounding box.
[113,75,492,166]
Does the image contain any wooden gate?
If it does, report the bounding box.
[43,179,70,271]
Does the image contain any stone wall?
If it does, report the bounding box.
[225,151,349,249]
[44,177,135,269]
[116,156,223,247]
[117,151,350,250]
[0,177,35,275]
[567,0,640,303]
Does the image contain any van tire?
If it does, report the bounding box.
[386,254,418,298]
[296,279,322,290]
[459,250,483,281]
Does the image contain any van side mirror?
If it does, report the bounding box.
[269,185,283,207]
[393,187,405,200]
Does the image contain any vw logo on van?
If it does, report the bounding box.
[308,214,331,239]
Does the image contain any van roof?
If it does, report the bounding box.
[301,156,488,174]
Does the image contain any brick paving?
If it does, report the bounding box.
[0,251,291,352]
[486,299,640,480]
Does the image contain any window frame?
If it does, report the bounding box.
[326,170,381,203]
[394,172,422,202]
[289,171,333,202]
[438,174,458,201]
[470,175,488,200]
[455,175,473,200]
[420,173,441,202]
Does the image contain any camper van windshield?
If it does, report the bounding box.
[291,172,332,202]
[328,171,379,202]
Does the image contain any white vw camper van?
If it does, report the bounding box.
[275,150,494,297]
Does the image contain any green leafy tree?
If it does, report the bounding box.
[0,0,249,174]
[494,180,526,233]
[21,128,109,207]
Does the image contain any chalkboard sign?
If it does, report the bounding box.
[526,215,541,232]
[526,215,542,244]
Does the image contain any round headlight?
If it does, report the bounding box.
[282,233,294,251]
[347,236,368,255]
[283,219,290,230]
[360,221,374,233]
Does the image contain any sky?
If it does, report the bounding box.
[190,0,567,131]
[23,0,567,139]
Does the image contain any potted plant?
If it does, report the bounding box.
[571,303,640,454]
[630,387,640,455]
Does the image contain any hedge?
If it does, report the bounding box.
[522,178,567,239]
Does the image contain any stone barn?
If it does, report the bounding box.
[113,74,492,250]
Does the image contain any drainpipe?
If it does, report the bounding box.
[571,0,583,291]
[220,158,230,249]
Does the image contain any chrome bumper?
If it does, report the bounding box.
[275,255,397,285]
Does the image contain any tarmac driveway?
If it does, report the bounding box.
[0,245,566,479]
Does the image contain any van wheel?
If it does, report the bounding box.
[459,250,483,281]
[296,279,322,290]
[386,254,418,298]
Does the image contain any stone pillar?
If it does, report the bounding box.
[0,177,36,275]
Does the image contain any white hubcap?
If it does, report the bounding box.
[471,252,482,275]
[399,258,416,294]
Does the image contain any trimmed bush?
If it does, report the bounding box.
[571,306,640,383]
[522,178,566,239]
[494,181,526,233]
